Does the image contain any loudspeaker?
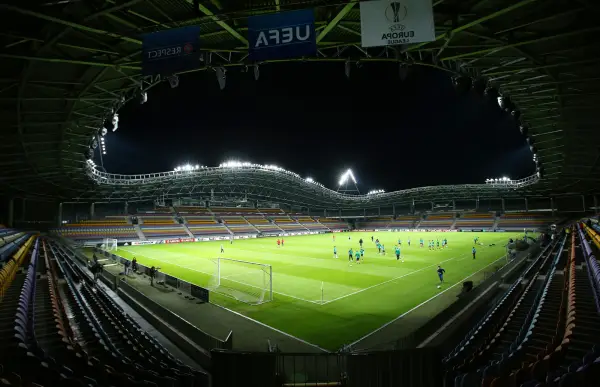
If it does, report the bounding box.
[462,281,474,293]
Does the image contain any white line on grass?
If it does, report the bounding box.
[321,255,460,305]
[348,254,508,348]
[119,249,321,304]
[209,302,330,353]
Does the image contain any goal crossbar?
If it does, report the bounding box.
[209,257,273,305]
[103,238,117,252]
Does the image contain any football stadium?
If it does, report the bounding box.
[1,1,600,387]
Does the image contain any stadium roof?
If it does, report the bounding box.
[1,0,599,203]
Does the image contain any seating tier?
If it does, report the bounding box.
[53,226,137,240]
[455,213,495,229]
[498,212,554,229]
[140,225,188,238]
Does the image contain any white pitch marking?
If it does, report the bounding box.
[119,249,321,304]
[348,254,508,348]
[320,255,461,305]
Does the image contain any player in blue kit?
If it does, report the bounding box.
[333,246,338,259]
[420,238,424,247]
[472,246,477,259]
[360,248,364,259]
[397,238,402,246]
[355,250,361,264]
[348,248,353,261]
[437,265,445,288]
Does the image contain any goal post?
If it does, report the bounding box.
[102,238,118,252]
[208,258,273,305]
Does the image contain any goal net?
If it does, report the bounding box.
[208,258,273,305]
[102,238,118,252]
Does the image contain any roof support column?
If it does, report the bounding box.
[7,198,14,228]
[21,198,26,222]
[476,196,480,211]
[501,198,505,212]
[57,202,63,227]
[452,200,456,211]
[124,201,129,215]
[90,202,95,220]
[392,204,396,217]
[364,208,366,218]
[524,198,528,212]
[431,202,434,211]
[551,197,555,217]
[582,195,586,212]
[378,207,381,216]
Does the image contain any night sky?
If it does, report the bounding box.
[101,62,535,193]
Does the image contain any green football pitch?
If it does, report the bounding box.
[114,231,527,350]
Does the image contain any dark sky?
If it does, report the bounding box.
[100,62,535,193]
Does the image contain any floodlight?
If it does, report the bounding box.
[139,91,148,104]
[215,67,226,90]
[195,164,200,169]
[167,75,179,88]
[338,169,357,186]
[92,138,98,149]
[305,177,314,183]
[520,124,529,136]
[530,145,537,153]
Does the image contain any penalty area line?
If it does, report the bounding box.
[347,254,508,348]
[321,254,462,306]
[118,249,321,305]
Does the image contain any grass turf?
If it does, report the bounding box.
[113,231,527,350]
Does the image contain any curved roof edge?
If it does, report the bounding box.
[85,161,540,207]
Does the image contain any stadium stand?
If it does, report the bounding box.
[185,215,230,236]
[271,215,306,232]
[221,216,257,234]
[139,214,176,224]
[445,227,600,387]
[0,237,209,387]
[258,208,285,215]
[388,215,419,229]
[211,207,261,215]
[318,218,350,230]
[296,216,328,231]
[420,213,455,229]
[357,217,392,229]
[498,212,555,230]
[455,212,495,230]
[52,218,137,241]
[140,224,189,239]
[174,206,210,215]
[245,216,281,233]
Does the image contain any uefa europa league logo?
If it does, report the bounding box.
[385,1,408,23]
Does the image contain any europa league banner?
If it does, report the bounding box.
[359,0,435,48]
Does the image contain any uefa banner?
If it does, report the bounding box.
[142,26,201,76]
[248,9,317,61]
[360,0,435,48]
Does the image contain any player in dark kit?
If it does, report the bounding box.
[472,246,476,259]
[359,238,363,248]
[437,266,445,286]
